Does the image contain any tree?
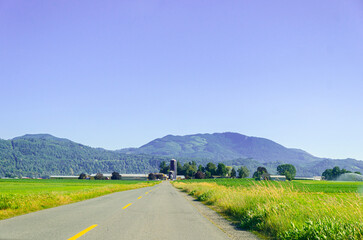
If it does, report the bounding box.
[216,163,227,177]
[253,167,268,180]
[5,173,15,178]
[322,168,333,180]
[230,168,237,178]
[159,161,169,174]
[277,164,296,181]
[340,168,351,174]
[148,173,156,180]
[226,166,232,177]
[94,173,104,180]
[185,164,197,178]
[322,166,352,180]
[177,161,184,175]
[78,173,86,179]
[205,162,217,175]
[198,165,205,172]
[195,171,206,179]
[354,171,361,175]
[237,166,250,178]
[205,171,212,179]
[111,171,121,180]
[332,166,341,179]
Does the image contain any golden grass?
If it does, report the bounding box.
[173,181,363,239]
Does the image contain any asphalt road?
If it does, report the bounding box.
[0,181,256,240]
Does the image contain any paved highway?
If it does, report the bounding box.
[0,181,258,240]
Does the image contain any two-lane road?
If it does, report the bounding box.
[0,182,257,240]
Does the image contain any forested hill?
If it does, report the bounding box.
[119,132,363,176]
[1,133,362,178]
[0,134,168,178]
[120,132,319,163]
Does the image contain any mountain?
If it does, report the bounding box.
[121,132,318,163]
[0,134,169,178]
[120,132,363,176]
[1,132,362,178]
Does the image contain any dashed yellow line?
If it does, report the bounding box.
[67,224,97,240]
[145,192,149,194]
[123,203,132,209]
[137,196,142,200]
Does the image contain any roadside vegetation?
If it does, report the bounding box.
[173,179,363,240]
[0,179,158,220]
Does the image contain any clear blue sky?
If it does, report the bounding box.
[1,0,363,160]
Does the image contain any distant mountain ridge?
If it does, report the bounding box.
[121,132,319,163]
[0,134,168,178]
[119,132,363,176]
[0,132,362,178]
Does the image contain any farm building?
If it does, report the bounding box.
[50,175,79,179]
[89,173,148,180]
[89,173,112,180]
[51,173,149,180]
[261,173,286,181]
[295,176,322,181]
[176,175,185,180]
[121,174,148,180]
[270,175,286,181]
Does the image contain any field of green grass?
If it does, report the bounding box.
[188,178,363,193]
[173,179,363,240]
[0,179,159,220]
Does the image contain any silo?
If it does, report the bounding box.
[170,159,177,180]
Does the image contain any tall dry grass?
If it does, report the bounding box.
[173,181,363,240]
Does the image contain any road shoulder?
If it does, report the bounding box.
[175,187,261,240]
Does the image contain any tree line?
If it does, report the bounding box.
[322,166,361,180]
[159,161,250,179]
[160,161,298,181]
[251,164,297,181]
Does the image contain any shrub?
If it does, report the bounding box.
[78,173,86,179]
[195,171,205,179]
[94,173,104,180]
[148,173,156,180]
[111,172,121,180]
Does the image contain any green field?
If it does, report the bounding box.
[187,178,363,193]
[173,179,363,240]
[0,179,159,220]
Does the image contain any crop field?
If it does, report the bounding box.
[173,179,363,240]
[187,178,363,193]
[0,179,159,220]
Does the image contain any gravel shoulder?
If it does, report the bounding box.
[175,187,261,240]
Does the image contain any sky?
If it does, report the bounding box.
[1,0,363,160]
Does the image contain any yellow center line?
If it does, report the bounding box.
[145,192,149,194]
[123,203,132,209]
[67,224,97,240]
[137,196,142,199]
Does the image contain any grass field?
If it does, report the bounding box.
[0,179,159,220]
[186,178,363,193]
[173,179,363,240]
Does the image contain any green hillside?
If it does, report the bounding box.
[0,134,168,178]
[120,132,363,177]
[1,133,362,178]
[123,132,319,163]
